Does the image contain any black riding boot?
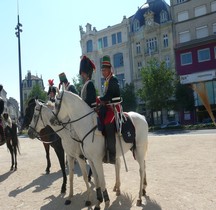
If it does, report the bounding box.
[104,123,116,164]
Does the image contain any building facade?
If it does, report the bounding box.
[80,0,175,125]
[171,0,216,123]
[22,71,45,112]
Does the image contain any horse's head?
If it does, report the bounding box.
[50,91,68,125]
[22,98,36,129]
[28,100,49,139]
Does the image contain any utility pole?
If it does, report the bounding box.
[15,0,23,119]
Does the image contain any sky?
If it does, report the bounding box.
[0,0,170,105]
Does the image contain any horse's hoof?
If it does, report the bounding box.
[85,200,91,206]
[136,199,142,206]
[61,189,66,194]
[64,199,71,205]
[10,167,13,171]
[116,190,121,196]
[94,207,100,210]
[113,186,117,192]
[88,176,91,182]
[142,189,146,196]
[105,200,110,208]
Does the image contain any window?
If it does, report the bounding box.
[112,34,116,45]
[133,19,140,32]
[165,55,170,68]
[179,31,190,43]
[181,52,192,65]
[213,23,216,34]
[98,37,108,49]
[136,42,141,54]
[163,34,169,48]
[103,36,108,48]
[177,0,186,3]
[198,48,210,62]
[117,32,122,43]
[215,47,216,59]
[211,1,216,12]
[177,11,189,22]
[98,38,103,49]
[112,32,122,45]
[160,10,168,23]
[195,5,207,17]
[137,61,142,71]
[87,40,93,52]
[196,26,208,39]
[146,37,157,54]
[113,53,124,68]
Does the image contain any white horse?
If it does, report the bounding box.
[27,100,92,207]
[50,91,148,210]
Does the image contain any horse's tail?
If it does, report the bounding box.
[12,122,21,154]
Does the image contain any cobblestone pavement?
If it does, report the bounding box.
[0,132,216,210]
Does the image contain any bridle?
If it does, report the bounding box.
[51,91,97,145]
[29,103,66,144]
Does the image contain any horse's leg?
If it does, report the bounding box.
[6,140,14,171]
[64,156,74,205]
[113,157,121,196]
[53,141,67,194]
[90,160,110,210]
[134,147,147,206]
[77,158,92,206]
[43,143,51,174]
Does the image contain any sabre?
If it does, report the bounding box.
[113,102,128,172]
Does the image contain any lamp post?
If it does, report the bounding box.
[15,12,23,119]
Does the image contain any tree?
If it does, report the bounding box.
[72,74,82,95]
[138,58,176,111]
[121,83,137,112]
[26,84,47,105]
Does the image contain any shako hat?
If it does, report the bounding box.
[59,72,68,84]
[101,55,112,68]
[0,84,3,92]
[79,55,96,76]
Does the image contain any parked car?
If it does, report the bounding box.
[160,120,181,129]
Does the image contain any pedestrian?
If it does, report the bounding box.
[96,55,121,164]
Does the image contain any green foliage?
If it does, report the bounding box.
[25,84,47,105]
[72,74,82,95]
[138,58,176,111]
[121,83,137,112]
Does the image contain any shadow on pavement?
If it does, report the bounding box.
[8,170,63,197]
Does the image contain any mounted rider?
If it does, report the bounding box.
[79,55,96,108]
[47,79,59,103]
[96,55,121,164]
[58,72,78,94]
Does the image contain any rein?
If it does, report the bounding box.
[29,104,67,144]
[52,91,98,145]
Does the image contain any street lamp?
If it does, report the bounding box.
[15,11,23,119]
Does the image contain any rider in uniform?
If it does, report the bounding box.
[58,72,78,94]
[79,55,96,107]
[97,55,120,164]
[47,79,58,103]
[79,55,96,181]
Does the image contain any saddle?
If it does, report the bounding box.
[120,114,136,144]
